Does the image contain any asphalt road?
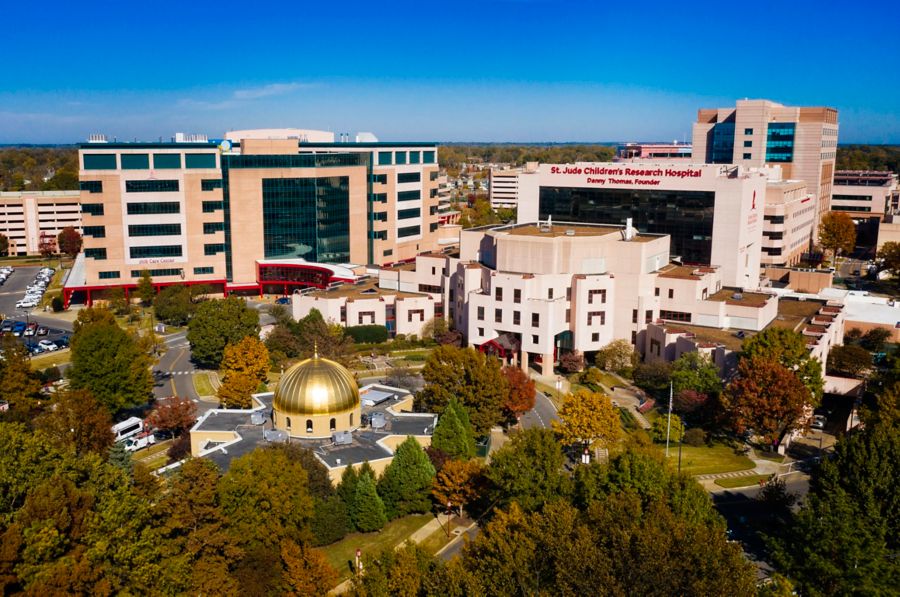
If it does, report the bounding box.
[152,330,202,402]
[520,390,559,430]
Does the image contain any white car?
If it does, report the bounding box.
[811,415,827,430]
[15,301,36,309]
[37,340,58,351]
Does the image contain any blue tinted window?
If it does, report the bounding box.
[395,151,407,165]
[201,179,223,191]
[125,180,179,193]
[378,152,392,165]
[98,271,120,279]
[79,180,103,193]
[128,224,181,237]
[398,208,420,219]
[121,154,150,169]
[83,154,117,170]
[127,202,180,215]
[203,222,225,234]
[398,225,420,238]
[423,151,435,164]
[409,151,420,164]
[707,122,735,164]
[85,248,107,259]
[766,123,796,163]
[204,243,225,255]
[202,200,223,212]
[131,268,182,277]
[82,203,104,216]
[397,172,420,183]
[398,190,420,201]
[153,154,182,169]
[82,226,106,238]
[185,153,217,169]
[130,245,183,259]
[193,266,214,275]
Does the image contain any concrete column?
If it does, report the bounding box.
[520,350,529,372]
[541,353,554,376]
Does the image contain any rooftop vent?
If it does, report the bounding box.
[250,412,266,425]
[332,431,353,445]
[173,132,208,143]
[370,412,387,430]
[87,133,108,144]
[565,229,575,236]
[732,293,743,300]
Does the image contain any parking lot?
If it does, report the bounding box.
[0,266,70,355]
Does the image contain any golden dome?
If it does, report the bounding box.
[273,353,359,416]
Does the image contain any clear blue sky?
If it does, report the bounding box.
[2,0,898,144]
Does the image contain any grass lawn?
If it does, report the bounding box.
[322,514,432,581]
[534,381,564,409]
[754,450,785,464]
[30,349,71,369]
[596,371,621,389]
[670,443,755,476]
[192,372,216,397]
[715,474,773,489]
[618,407,639,431]
[417,524,455,555]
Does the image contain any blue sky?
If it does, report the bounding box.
[1,0,898,144]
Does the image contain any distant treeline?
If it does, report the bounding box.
[439,144,616,169]
[0,147,78,191]
[836,145,900,173]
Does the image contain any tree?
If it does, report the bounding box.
[827,344,873,378]
[217,371,258,409]
[553,388,622,450]
[336,464,360,511]
[220,335,270,388]
[818,211,856,262]
[632,361,672,395]
[877,241,900,281]
[154,285,194,326]
[351,470,387,532]
[265,324,303,363]
[38,231,57,258]
[720,357,812,444]
[650,413,685,443]
[431,459,484,516]
[146,395,197,438]
[594,339,636,374]
[135,270,154,306]
[107,441,133,476]
[673,389,710,416]
[280,539,337,596]
[67,308,154,413]
[431,398,477,460]
[296,309,354,365]
[56,226,82,257]
[377,437,436,520]
[860,327,891,352]
[416,345,508,434]
[487,427,567,511]
[35,388,114,456]
[0,233,8,255]
[558,350,584,373]
[742,326,824,401]
[310,495,350,546]
[345,324,389,344]
[670,351,722,396]
[501,365,535,423]
[0,336,41,407]
[187,296,260,368]
[385,366,419,392]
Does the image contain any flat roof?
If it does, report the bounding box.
[707,288,772,308]
[503,223,622,237]
[658,264,717,280]
[667,323,748,352]
[306,278,426,300]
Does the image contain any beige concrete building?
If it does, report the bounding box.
[833,171,899,253]
[0,190,81,255]
[488,163,538,209]
[762,180,818,266]
[692,99,838,224]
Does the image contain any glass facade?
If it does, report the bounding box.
[121,154,150,169]
[125,179,179,193]
[539,186,716,264]
[203,222,225,233]
[185,153,217,169]
[202,200,223,212]
[398,207,420,219]
[82,203,104,216]
[397,172,421,183]
[201,179,223,191]
[130,245,183,259]
[766,123,796,163]
[707,122,735,164]
[261,177,350,262]
[128,223,181,236]
[79,180,103,193]
[83,154,117,170]
[126,202,180,215]
[409,151,420,164]
[395,151,407,165]
[378,152,392,166]
[82,226,106,238]
[423,151,435,164]
[153,153,182,169]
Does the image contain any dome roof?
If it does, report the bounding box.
[273,353,359,416]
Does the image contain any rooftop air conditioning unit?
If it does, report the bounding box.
[732,293,743,300]
[565,230,575,236]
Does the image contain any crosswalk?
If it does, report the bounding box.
[156,370,195,376]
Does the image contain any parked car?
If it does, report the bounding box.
[12,322,29,336]
[55,336,71,349]
[23,323,38,337]
[36,326,48,336]
[37,340,58,351]
[811,415,827,430]
[0,321,13,333]
[123,431,157,452]
[28,344,44,355]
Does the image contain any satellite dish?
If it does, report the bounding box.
[219,139,232,152]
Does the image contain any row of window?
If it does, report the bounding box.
[83,226,105,238]
[130,268,182,277]
[80,180,102,193]
[397,208,420,220]
[203,222,225,234]
[659,309,692,322]
[128,223,181,237]
[397,172,421,184]
[201,179,223,191]
[376,150,436,166]
[130,245,182,259]
[127,201,180,215]
[83,153,217,171]
[398,225,420,238]
[398,190,421,201]
[125,180,179,193]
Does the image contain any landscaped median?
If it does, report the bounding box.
[192,372,216,398]
[714,473,773,489]
[668,443,756,476]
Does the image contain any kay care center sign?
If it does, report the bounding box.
[544,164,706,186]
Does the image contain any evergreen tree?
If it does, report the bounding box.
[431,399,476,459]
[377,437,436,519]
[136,270,154,306]
[336,464,359,511]
[107,441,133,476]
[187,296,259,369]
[352,471,387,532]
[311,495,351,546]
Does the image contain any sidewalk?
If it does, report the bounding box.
[696,446,789,490]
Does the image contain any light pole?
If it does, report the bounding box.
[355,548,362,577]
[446,501,453,538]
[665,381,673,457]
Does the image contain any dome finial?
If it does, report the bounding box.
[313,340,318,359]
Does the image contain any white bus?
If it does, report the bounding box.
[112,417,144,442]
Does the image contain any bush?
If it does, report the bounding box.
[51,296,64,312]
[310,495,351,546]
[559,350,585,373]
[683,427,707,447]
[346,325,389,344]
[167,432,191,463]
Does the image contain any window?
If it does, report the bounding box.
[742,153,752,160]
[193,266,214,275]
[357,311,375,325]
[128,223,181,237]
[477,306,484,320]
[495,308,502,323]
[668,288,674,299]
[407,309,424,323]
[79,180,103,193]
[306,419,313,433]
[430,171,439,181]
[532,334,539,344]
[201,179,223,191]
[398,225,420,238]
[743,140,752,148]
[83,154,117,170]
[588,289,606,304]
[660,310,692,322]
[592,332,599,342]
[98,271,120,279]
[409,151,420,164]
[373,212,387,221]
[513,289,521,303]
[330,418,336,431]
[125,179,179,193]
[548,288,554,299]
[373,173,387,184]
[370,230,387,240]
[766,122,796,163]
[398,190,421,201]
[655,288,660,297]
[631,331,637,344]
[588,311,605,325]
[566,287,571,300]
[744,128,753,135]
[429,222,439,232]
[127,201,180,215]
[423,151,435,164]
[495,287,503,301]
[395,151,407,165]
[764,215,785,224]
[532,313,539,327]
[632,309,638,324]
[478,327,484,336]
[130,245,182,259]
[513,311,520,325]
[378,151,392,166]
[130,268,181,277]
[398,208,420,220]
[566,309,570,323]
[185,153,216,169]
[82,203,104,216]
[85,248,107,260]
[286,417,291,429]
[82,226,106,238]
[203,222,225,234]
[398,172,420,183]
[373,193,387,203]
[645,309,653,324]
[204,243,225,255]
[153,153,181,169]
[202,200,223,212]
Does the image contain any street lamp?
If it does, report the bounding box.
[446,501,453,538]
[355,548,362,577]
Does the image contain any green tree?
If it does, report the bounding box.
[818,211,857,262]
[650,413,685,443]
[670,351,722,396]
[377,437,436,520]
[296,309,354,365]
[136,270,154,306]
[741,326,824,401]
[487,427,568,512]
[35,388,114,456]
[877,241,900,281]
[275,443,334,500]
[187,296,260,368]
[594,338,637,374]
[68,307,154,413]
[352,470,387,532]
[154,285,194,326]
[431,398,477,459]
[56,226,82,257]
[310,495,351,546]
[0,336,41,407]
[336,464,360,512]
[632,361,672,395]
[107,441,133,476]
[860,327,891,352]
[827,344,873,377]
[552,388,622,450]
[416,345,508,434]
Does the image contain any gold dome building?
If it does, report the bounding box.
[273,350,361,438]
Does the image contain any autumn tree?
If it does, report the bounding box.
[877,241,900,281]
[431,398,476,460]
[432,459,485,516]
[146,395,197,438]
[594,339,636,374]
[818,211,857,262]
[720,356,812,444]
[558,350,585,373]
[742,326,823,401]
[352,470,387,532]
[417,345,508,434]
[136,270,154,306]
[56,226,82,257]
[280,539,337,596]
[217,371,258,409]
[378,437,436,520]
[0,336,41,407]
[67,307,154,413]
[487,427,568,512]
[187,296,260,368]
[35,388,114,456]
[501,365,535,423]
[220,335,270,387]
[553,388,622,450]
[295,308,354,365]
[827,344,873,378]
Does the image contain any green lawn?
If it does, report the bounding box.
[30,349,72,369]
[715,474,773,489]
[322,514,432,581]
[670,443,755,476]
[417,524,455,555]
[596,371,621,389]
[192,372,216,397]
